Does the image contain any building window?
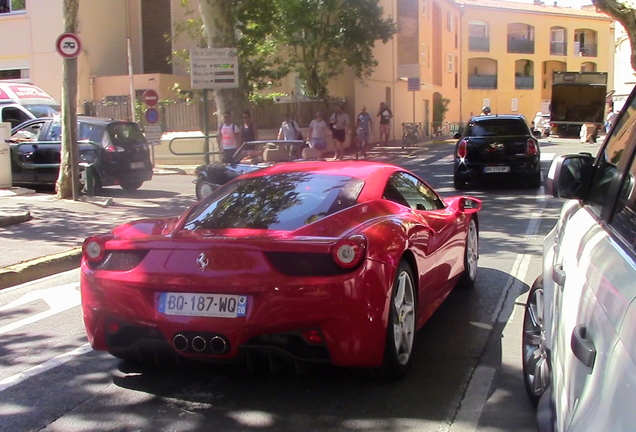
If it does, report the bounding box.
[422,0,427,16]
[0,68,28,80]
[511,98,519,112]
[0,0,25,14]
[447,53,454,72]
[421,43,428,66]
[447,12,454,32]
[469,21,489,52]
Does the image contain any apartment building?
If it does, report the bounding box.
[0,0,617,130]
[455,0,614,121]
[0,0,191,104]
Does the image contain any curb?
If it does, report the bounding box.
[0,211,32,228]
[0,247,82,290]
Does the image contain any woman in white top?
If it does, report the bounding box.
[218,111,240,163]
[308,112,328,153]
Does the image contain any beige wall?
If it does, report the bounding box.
[460,5,614,121]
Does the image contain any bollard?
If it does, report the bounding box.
[80,162,95,197]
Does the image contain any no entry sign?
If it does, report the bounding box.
[142,89,159,106]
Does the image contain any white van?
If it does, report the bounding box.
[0,82,60,125]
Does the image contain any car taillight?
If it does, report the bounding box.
[527,139,538,156]
[457,139,468,158]
[83,236,106,263]
[332,235,367,269]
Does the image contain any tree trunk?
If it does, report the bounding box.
[198,0,248,131]
[593,0,636,71]
[55,0,80,199]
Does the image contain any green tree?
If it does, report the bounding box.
[593,0,636,71]
[198,0,249,121]
[184,0,395,100]
[258,0,396,99]
[56,0,80,200]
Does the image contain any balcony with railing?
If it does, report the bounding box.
[468,75,497,89]
[577,43,597,57]
[550,41,567,56]
[515,76,534,89]
[507,38,535,54]
[469,37,489,52]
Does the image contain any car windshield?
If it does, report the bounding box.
[23,104,60,118]
[467,119,528,136]
[106,122,145,144]
[233,141,306,164]
[183,173,364,231]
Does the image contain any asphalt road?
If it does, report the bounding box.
[0,137,599,432]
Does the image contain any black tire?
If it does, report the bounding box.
[377,260,417,378]
[529,171,542,189]
[453,175,467,190]
[457,218,478,288]
[120,180,143,191]
[522,276,550,407]
[195,177,217,200]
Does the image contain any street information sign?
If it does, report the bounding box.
[190,48,239,90]
[144,124,162,146]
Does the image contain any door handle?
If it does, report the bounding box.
[552,264,566,286]
[571,324,596,370]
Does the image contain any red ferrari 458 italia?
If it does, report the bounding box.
[81,161,481,377]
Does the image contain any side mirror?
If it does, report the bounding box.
[459,197,482,214]
[546,153,594,199]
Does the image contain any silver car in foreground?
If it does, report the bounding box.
[522,87,636,431]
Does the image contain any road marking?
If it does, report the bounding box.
[541,152,555,162]
[0,283,80,335]
[449,194,547,432]
[0,343,92,393]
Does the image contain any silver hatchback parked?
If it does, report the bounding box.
[522,88,636,431]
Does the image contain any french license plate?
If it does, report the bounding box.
[130,161,145,169]
[158,292,248,318]
[484,166,510,173]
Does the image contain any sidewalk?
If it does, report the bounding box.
[0,137,453,290]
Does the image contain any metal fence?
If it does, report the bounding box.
[82,99,346,133]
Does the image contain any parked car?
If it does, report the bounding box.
[10,116,153,191]
[81,161,481,377]
[453,114,542,189]
[194,139,308,200]
[522,86,636,431]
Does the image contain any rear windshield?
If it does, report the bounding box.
[467,119,529,136]
[106,122,145,144]
[183,173,365,231]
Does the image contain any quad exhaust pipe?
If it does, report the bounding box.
[172,333,229,354]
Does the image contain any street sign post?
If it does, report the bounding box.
[144,107,159,124]
[142,89,159,107]
[144,124,162,146]
[190,47,240,163]
[190,48,239,90]
[55,33,81,59]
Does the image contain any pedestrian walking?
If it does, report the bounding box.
[308,112,328,154]
[377,102,392,145]
[218,111,240,163]
[356,106,372,159]
[277,113,303,141]
[241,110,258,143]
[329,105,350,160]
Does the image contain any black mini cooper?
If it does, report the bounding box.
[453,114,542,189]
